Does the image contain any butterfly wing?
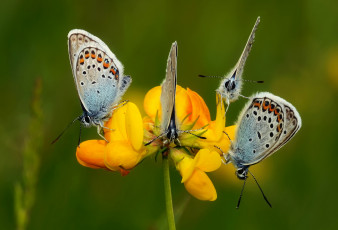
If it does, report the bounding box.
[265,94,302,155]
[160,42,178,133]
[232,16,260,81]
[217,17,260,103]
[68,29,131,120]
[231,92,301,166]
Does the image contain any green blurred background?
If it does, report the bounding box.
[1,0,338,229]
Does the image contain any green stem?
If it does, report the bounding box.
[163,156,176,230]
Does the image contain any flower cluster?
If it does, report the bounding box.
[76,84,236,201]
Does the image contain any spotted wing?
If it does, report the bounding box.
[68,29,131,119]
[267,96,302,155]
[232,92,301,166]
[160,42,178,133]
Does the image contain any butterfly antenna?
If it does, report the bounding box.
[51,116,80,144]
[145,132,166,146]
[236,176,247,209]
[198,74,223,78]
[248,169,272,208]
[78,122,82,146]
[236,79,264,83]
[181,130,206,139]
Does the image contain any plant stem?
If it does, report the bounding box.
[163,156,176,230]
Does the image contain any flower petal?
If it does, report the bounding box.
[204,93,226,142]
[170,149,196,183]
[125,102,144,151]
[175,86,192,123]
[194,149,221,172]
[104,140,144,171]
[186,88,211,128]
[184,169,217,201]
[104,105,128,142]
[144,86,161,120]
[76,140,107,169]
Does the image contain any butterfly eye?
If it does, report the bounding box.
[236,168,247,180]
[84,116,90,123]
[224,80,229,89]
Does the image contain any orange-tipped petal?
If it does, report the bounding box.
[104,140,143,171]
[186,88,211,128]
[76,140,107,169]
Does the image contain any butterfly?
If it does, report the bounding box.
[199,17,263,113]
[219,92,301,208]
[145,42,205,146]
[52,29,131,144]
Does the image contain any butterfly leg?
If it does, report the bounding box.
[111,100,129,112]
[97,125,109,142]
[223,131,235,150]
[214,145,227,164]
[239,94,250,99]
[145,132,166,146]
[174,138,182,146]
[224,98,230,117]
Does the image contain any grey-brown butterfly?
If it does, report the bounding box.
[145,42,206,146]
[199,17,263,113]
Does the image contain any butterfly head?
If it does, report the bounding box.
[80,115,94,127]
[236,166,249,180]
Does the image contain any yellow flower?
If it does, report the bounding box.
[171,148,221,201]
[76,84,236,202]
[143,85,211,145]
[143,86,236,201]
[144,85,210,129]
[195,93,236,154]
[76,102,154,175]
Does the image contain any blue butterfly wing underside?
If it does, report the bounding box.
[160,41,178,134]
[229,92,301,167]
[68,29,131,124]
[217,17,260,103]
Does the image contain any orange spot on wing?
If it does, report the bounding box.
[115,74,119,80]
[110,68,116,75]
[85,54,90,59]
[79,58,84,64]
[103,62,109,68]
[97,57,102,63]
[91,54,96,59]
[263,101,269,111]
[253,102,261,108]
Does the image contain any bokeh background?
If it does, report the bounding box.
[1,0,338,229]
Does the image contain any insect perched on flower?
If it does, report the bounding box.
[53,29,131,144]
[218,92,301,208]
[145,42,206,146]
